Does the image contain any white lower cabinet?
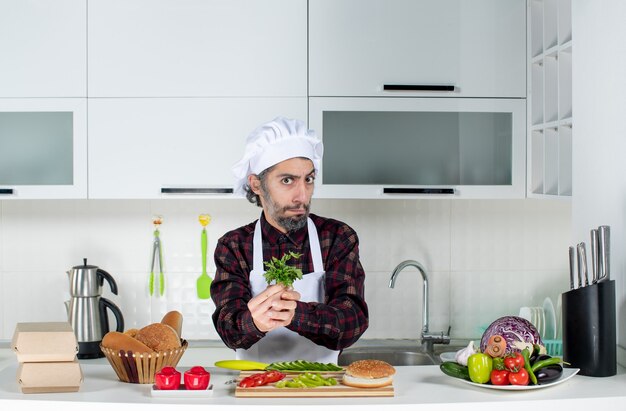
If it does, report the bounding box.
[0,98,87,199]
[88,98,307,199]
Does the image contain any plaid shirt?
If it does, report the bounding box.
[211,212,369,351]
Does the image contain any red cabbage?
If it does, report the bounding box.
[480,316,543,354]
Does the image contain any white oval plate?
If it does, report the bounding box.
[440,352,457,363]
[151,384,214,397]
[451,368,579,391]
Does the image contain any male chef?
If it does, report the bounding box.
[210,117,369,363]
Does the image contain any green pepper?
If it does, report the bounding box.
[531,356,562,373]
[467,353,493,384]
[492,357,505,370]
[298,373,325,387]
[522,347,538,385]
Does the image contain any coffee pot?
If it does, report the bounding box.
[65,258,124,359]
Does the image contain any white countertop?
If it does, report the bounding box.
[1,347,625,411]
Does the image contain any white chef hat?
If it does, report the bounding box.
[232,117,323,196]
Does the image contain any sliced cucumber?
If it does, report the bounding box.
[265,360,343,372]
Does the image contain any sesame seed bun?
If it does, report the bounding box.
[342,359,396,388]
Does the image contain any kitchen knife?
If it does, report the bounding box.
[568,246,576,289]
[214,360,269,371]
[597,225,610,282]
[576,243,585,288]
[578,242,589,287]
[590,229,599,284]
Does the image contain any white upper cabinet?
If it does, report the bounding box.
[0,0,86,97]
[88,98,307,199]
[309,0,526,98]
[87,0,307,97]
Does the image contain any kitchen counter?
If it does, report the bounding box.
[1,346,626,411]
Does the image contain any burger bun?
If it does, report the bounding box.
[342,359,396,388]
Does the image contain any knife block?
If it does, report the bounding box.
[561,280,616,377]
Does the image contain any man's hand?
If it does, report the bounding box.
[248,285,300,333]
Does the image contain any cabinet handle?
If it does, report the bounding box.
[0,188,14,195]
[383,188,455,195]
[161,187,234,194]
[383,84,455,92]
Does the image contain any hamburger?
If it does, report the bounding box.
[342,359,396,388]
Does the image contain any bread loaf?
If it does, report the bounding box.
[101,331,154,354]
[135,323,181,352]
[160,311,183,338]
[124,328,139,338]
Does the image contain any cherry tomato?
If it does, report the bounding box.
[508,368,530,386]
[183,366,210,390]
[503,352,525,372]
[490,369,510,386]
[154,366,181,390]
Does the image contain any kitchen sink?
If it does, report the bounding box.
[338,349,438,366]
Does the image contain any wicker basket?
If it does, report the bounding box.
[100,340,188,384]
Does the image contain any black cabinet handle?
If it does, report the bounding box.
[384,188,455,195]
[383,84,455,92]
[0,188,14,195]
[161,187,233,194]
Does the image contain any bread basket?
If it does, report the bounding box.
[100,340,188,384]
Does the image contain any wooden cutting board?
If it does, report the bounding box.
[234,371,394,398]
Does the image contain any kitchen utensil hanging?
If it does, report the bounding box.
[196,214,212,299]
[149,215,165,296]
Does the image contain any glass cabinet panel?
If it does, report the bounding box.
[322,111,512,186]
[0,112,74,185]
[0,98,86,199]
[309,97,526,199]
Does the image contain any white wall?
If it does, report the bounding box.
[0,198,571,344]
[572,0,626,364]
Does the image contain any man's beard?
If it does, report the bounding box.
[262,189,310,232]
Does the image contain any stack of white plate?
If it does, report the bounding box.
[518,304,551,340]
[543,297,557,340]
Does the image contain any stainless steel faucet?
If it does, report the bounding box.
[389,260,450,352]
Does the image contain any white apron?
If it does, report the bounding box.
[236,217,339,364]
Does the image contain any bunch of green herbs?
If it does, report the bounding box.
[263,251,303,288]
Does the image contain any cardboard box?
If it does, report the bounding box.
[16,360,83,394]
[11,322,78,363]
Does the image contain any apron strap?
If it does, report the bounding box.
[307,218,324,273]
[253,217,324,274]
[253,219,264,272]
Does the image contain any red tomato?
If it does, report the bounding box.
[183,366,210,390]
[238,376,256,388]
[238,371,286,388]
[508,368,530,386]
[503,352,525,372]
[490,369,510,386]
[263,370,286,383]
[154,366,181,390]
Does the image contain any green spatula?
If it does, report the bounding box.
[197,214,212,299]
